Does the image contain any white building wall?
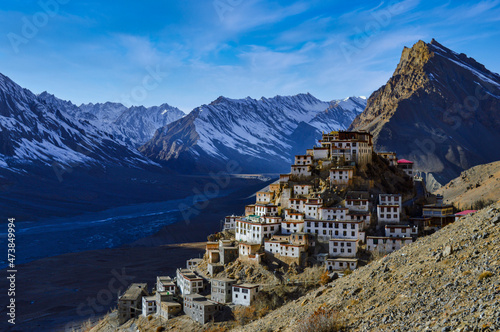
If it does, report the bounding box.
[305,220,361,242]
[319,208,347,221]
[377,205,400,223]
[142,297,156,317]
[366,237,413,254]
[293,185,312,196]
[232,287,258,306]
[281,221,304,234]
[325,259,358,271]
[329,239,358,258]
[304,204,321,219]
[385,226,418,238]
[346,200,369,212]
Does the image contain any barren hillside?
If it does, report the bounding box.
[435,160,500,209]
[235,202,500,332]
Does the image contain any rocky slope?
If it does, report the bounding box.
[349,39,500,188]
[435,160,500,209]
[236,202,500,331]
[139,95,365,173]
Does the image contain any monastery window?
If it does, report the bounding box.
[351,231,355,236]
[343,231,347,236]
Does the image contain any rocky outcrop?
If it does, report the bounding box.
[350,39,500,187]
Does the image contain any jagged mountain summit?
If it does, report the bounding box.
[0,73,155,170]
[349,39,500,189]
[139,94,366,173]
[38,92,185,147]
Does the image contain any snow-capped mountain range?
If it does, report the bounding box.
[0,71,365,174]
[139,94,366,172]
[37,92,185,147]
[0,73,183,170]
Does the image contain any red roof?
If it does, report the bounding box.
[397,159,414,164]
[455,210,477,216]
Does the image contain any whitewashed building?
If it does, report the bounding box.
[288,198,307,213]
[377,205,401,223]
[330,167,354,186]
[347,212,371,229]
[304,220,365,242]
[254,204,278,217]
[238,242,260,257]
[397,159,414,178]
[256,191,274,204]
[293,184,313,196]
[304,201,323,219]
[264,239,306,258]
[325,258,358,272]
[176,269,204,295]
[295,154,313,165]
[183,294,222,324]
[223,215,238,230]
[319,207,348,221]
[211,277,235,304]
[345,192,370,212]
[379,194,402,209]
[385,225,418,238]
[156,276,176,294]
[366,236,413,254]
[291,165,312,177]
[141,296,156,317]
[329,239,358,258]
[280,220,305,234]
[235,216,281,244]
[232,284,259,306]
[283,210,304,221]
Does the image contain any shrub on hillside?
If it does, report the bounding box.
[319,271,331,285]
[233,305,256,326]
[297,307,344,332]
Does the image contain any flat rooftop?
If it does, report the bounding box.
[120,283,147,301]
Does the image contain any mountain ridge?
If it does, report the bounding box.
[139,94,366,173]
[349,39,500,188]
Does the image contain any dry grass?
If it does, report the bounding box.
[233,305,257,326]
[296,307,345,332]
[478,271,493,281]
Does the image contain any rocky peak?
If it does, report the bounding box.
[350,39,500,187]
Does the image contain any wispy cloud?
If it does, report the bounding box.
[0,0,499,109]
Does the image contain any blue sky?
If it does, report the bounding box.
[1,0,499,111]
